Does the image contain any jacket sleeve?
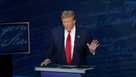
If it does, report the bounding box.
[45,30,57,64]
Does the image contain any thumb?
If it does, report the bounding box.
[86,43,90,47]
[40,62,44,66]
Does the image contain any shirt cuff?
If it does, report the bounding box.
[89,49,96,55]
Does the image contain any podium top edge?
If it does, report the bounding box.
[35,67,94,74]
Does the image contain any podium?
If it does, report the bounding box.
[35,65,94,77]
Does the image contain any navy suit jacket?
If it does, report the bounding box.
[46,26,93,65]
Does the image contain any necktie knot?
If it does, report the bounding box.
[68,31,71,34]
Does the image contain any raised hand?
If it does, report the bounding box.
[87,40,100,55]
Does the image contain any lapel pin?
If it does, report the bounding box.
[77,35,80,38]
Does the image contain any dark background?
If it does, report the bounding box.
[0,0,136,77]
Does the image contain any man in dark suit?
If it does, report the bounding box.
[41,10,99,66]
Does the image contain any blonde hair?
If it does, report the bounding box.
[61,10,75,19]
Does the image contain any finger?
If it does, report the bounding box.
[96,41,99,45]
[96,43,100,47]
[92,40,96,42]
[41,62,48,66]
[91,41,98,45]
[95,40,99,43]
[94,40,99,45]
[92,40,98,43]
[86,43,90,47]
[90,40,95,44]
[41,62,44,66]
[94,40,99,43]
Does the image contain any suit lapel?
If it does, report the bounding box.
[72,27,81,64]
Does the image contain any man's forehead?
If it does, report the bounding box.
[62,16,74,20]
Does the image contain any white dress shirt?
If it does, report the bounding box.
[64,26,76,59]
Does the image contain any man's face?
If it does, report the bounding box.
[62,16,75,31]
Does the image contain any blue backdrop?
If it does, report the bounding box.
[0,0,136,77]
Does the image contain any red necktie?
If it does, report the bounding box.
[65,31,71,65]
